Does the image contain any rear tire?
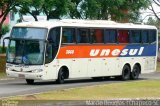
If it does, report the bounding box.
[121,65,131,80]
[56,69,65,84]
[26,79,34,85]
[131,65,140,80]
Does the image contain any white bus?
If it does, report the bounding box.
[6,19,158,84]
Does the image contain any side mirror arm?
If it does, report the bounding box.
[2,37,10,52]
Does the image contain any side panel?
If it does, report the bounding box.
[88,58,102,77]
[54,44,156,79]
[44,60,58,80]
[71,58,88,78]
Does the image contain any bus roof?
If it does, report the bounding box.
[14,19,157,30]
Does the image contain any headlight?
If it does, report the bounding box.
[6,67,12,71]
[6,67,8,70]
[31,69,43,73]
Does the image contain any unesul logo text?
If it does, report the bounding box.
[90,47,144,56]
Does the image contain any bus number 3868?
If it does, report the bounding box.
[66,50,74,54]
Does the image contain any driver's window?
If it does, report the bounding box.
[45,27,60,64]
[48,27,60,46]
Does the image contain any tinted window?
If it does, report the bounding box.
[11,27,47,40]
[62,28,75,43]
[46,27,60,63]
[130,30,141,43]
[48,27,60,46]
[118,30,129,43]
[104,29,117,43]
[149,30,156,43]
[91,29,103,43]
[142,30,149,43]
[77,29,90,43]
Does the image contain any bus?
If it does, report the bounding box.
[6,19,158,84]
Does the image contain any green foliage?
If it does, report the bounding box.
[18,0,71,20]
[42,0,70,20]
[2,24,10,35]
[0,0,151,25]
[0,0,20,38]
[18,0,150,21]
[68,0,81,19]
[0,46,7,54]
[18,0,43,21]
[68,0,150,22]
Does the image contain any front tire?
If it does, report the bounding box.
[56,69,65,84]
[131,65,140,80]
[26,79,34,85]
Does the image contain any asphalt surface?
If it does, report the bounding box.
[0,72,160,98]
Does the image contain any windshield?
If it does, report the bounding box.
[7,39,45,65]
[11,27,48,40]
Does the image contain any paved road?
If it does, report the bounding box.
[0,72,160,98]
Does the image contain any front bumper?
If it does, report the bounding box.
[6,70,44,80]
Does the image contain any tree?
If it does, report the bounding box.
[18,0,43,21]
[148,0,160,21]
[68,0,150,22]
[68,0,82,19]
[146,17,160,30]
[0,0,19,38]
[2,24,10,35]
[68,0,125,20]
[120,0,150,22]
[79,0,100,19]
[42,0,70,20]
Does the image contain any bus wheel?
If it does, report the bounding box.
[131,65,140,80]
[121,65,131,80]
[56,69,65,84]
[26,79,34,85]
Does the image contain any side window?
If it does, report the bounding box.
[77,29,90,43]
[149,30,156,43]
[104,29,117,43]
[118,30,129,43]
[91,29,103,43]
[130,30,141,43]
[142,30,149,43]
[62,28,75,43]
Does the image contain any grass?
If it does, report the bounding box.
[6,80,160,100]
[157,62,160,71]
[0,56,6,79]
[0,72,6,79]
[0,56,6,72]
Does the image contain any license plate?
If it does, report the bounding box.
[19,74,25,78]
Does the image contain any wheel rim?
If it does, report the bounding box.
[133,67,139,78]
[60,71,64,81]
[124,69,129,79]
